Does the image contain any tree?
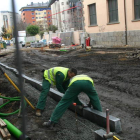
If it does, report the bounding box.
[17,20,29,31]
[47,25,58,33]
[39,31,44,39]
[1,26,12,40]
[26,25,39,36]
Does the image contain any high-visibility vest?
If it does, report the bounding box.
[44,67,69,85]
[68,75,94,87]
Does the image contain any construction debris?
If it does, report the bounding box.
[0,119,11,140]
[126,49,140,59]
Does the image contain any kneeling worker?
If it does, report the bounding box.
[36,67,77,116]
[43,74,102,127]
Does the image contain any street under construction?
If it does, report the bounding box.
[0,46,140,140]
[0,0,140,140]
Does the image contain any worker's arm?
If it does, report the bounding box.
[55,71,66,93]
[62,79,70,92]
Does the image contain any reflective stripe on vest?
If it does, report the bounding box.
[44,67,69,85]
[68,75,94,87]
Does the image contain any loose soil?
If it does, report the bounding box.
[0,47,140,140]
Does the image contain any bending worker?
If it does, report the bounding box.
[43,74,102,127]
[36,67,77,116]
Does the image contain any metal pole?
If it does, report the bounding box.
[11,0,26,139]
[124,0,128,45]
[106,109,110,134]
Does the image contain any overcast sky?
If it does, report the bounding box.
[0,0,49,14]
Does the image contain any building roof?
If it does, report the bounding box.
[47,0,80,8]
[19,2,49,11]
[0,11,19,14]
[68,0,79,3]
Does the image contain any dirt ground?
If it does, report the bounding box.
[0,46,140,140]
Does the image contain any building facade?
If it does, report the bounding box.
[50,0,83,32]
[0,11,21,33]
[83,0,140,47]
[20,2,52,28]
[51,1,62,31]
[51,0,72,32]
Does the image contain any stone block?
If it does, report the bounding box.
[137,30,140,36]
[83,108,122,133]
[134,30,140,36]
[49,88,63,102]
[127,31,131,36]
[104,32,109,37]
[23,75,42,91]
[116,36,121,41]
[134,37,139,42]
[108,32,114,37]
[135,42,140,46]
[94,129,113,140]
[130,31,135,36]
[111,37,116,42]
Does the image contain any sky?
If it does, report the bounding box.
[0,0,49,14]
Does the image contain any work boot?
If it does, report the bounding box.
[35,109,42,117]
[43,120,55,128]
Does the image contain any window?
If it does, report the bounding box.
[44,12,46,14]
[32,13,34,15]
[108,0,118,23]
[33,21,35,23]
[67,1,69,5]
[39,17,41,19]
[67,11,69,14]
[32,17,34,19]
[62,2,64,5]
[89,3,97,25]
[36,13,37,15]
[36,17,38,19]
[48,12,50,14]
[134,0,140,20]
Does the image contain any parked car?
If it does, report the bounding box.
[39,39,43,43]
[19,41,25,47]
[5,40,10,46]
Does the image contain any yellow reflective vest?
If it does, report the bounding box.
[44,67,69,85]
[68,75,94,87]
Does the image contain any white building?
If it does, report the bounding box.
[49,0,83,32]
[0,11,21,34]
[51,0,72,32]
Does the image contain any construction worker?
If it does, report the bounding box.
[43,74,102,127]
[36,67,77,116]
